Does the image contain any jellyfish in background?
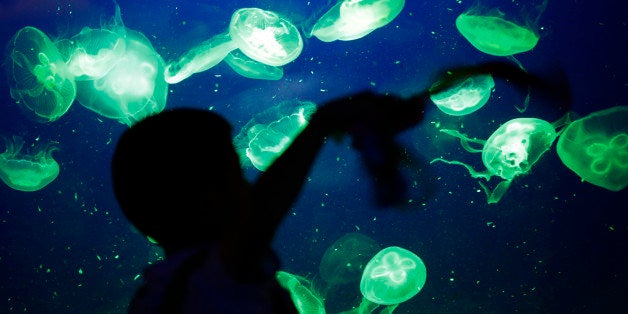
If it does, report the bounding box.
[165,7,302,84]
[64,5,168,126]
[0,136,60,192]
[234,100,317,171]
[224,50,284,80]
[319,233,381,287]
[276,271,326,314]
[6,26,76,122]
[431,115,570,204]
[339,246,426,314]
[309,0,405,42]
[429,74,495,116]
[455,0,547,57]
[557,106,628,191]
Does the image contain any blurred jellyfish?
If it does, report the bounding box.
[429,74,495,116]
[0,136,60,192]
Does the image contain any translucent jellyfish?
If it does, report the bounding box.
[319,233,381,286]
[431,116,569,203]
[165,7,302,83]
[68,5,168,126]
[557,106,628,191]
[0,136,60,192]
[310,0,405,42]
[339,246,426,314]
[7,26,76,122]
[455,2,547,57]
[276,271,326,314]
[224,50,284,80]
[234,100,317,171]
[429,74,495,116]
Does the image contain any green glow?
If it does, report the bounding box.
[165,8,302,83]
[8,26,76,122]
[319,233,381,286]
[68,7,168,126]
[432,118,558,203]
[360,246,426,306]
[310,0,405,42]
[234,100,317,171]
[557,106,628,191]
[0,136,60,192]
[224,50,284,80]
[429,74,495,116]
[276,271,326,314]
[455,12,539,56]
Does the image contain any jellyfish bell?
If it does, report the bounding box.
[7,26,76,122]
[0,136,60,192]
[229,7,303,66]
[557,106,628,191]
[455,1,547,57]
[276,271,326,314]
[429,74,495,116]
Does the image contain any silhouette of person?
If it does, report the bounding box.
[111,91,424,313]
[111,61,569,313]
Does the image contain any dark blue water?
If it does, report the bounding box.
[0,0,626,313]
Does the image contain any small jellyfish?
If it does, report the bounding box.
[276,271,326,314]
[557,106,628,191]
[431,116,569,203]
[310,0,405,42]
[0,136,60,192]
[233,100,317,171]
[429,74,495,116]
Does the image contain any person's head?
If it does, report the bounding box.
[112,108,245,255]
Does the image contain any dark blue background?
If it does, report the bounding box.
[0,0,626,313]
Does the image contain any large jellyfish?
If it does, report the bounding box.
[557,106,628,191]
[0,136,60,192]
[65,5,168,126]
[429,74,495,116]
[319,233,381,286]
[455,2,546,57]
[431,115,570,204]
[165,7,302,83]
[276,271,326,314]
[310,0,405,42]
[339,246,426,314]
[233,100,317,171]
[7,26,76,122]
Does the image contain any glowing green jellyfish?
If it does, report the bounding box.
[429,74,495,116]
[276,271,326,314]
[165,7,302,84]
[431,116,569,203]
[0,136,60,192]
[68,5,168,126]
[319,233,381,286]
[557,106,628,191]
[7,26,76,122]
[310,0,405,42]
[224,50,284,80]
[234,100,317,171]
[339,246,426,314]
[455,3,545,57]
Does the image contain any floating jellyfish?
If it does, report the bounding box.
[224,50,284,80]
[429,74,495,116]
[165,7,302,83]
[276,271,326,314]
[431,116,569,203]
[0,136,60,192]
[67,5,168,126]
[310,0,405,42]
[556,106,628,191]
[319,233,381,286]
[339,246,426,314]
[234,100,317,171]
[7,26,76,122]
[455,1,547,57]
